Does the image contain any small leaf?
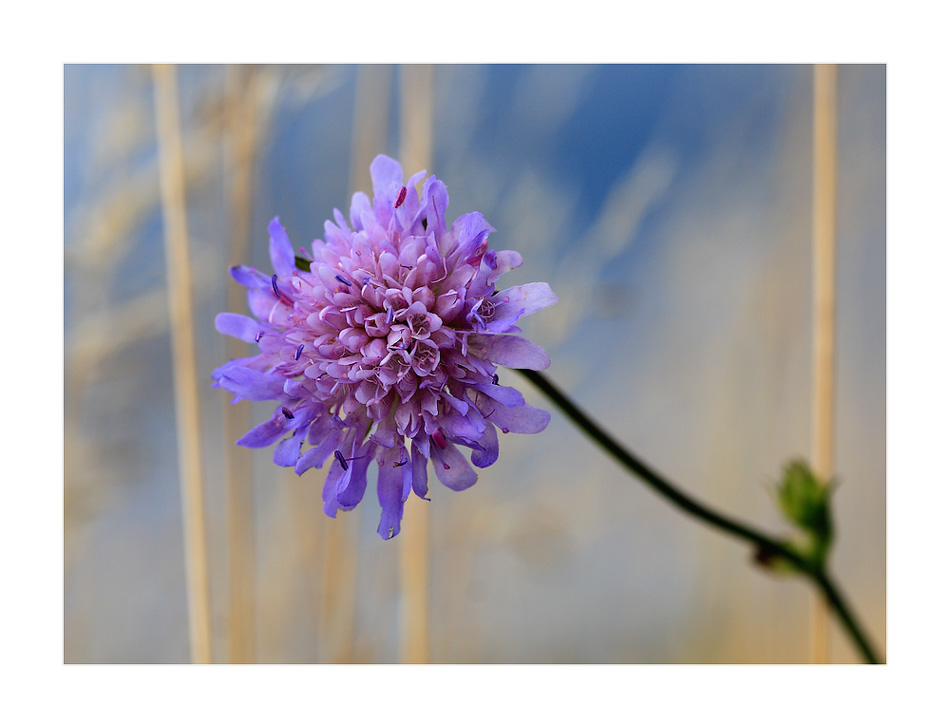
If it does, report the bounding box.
[294,255,312,272]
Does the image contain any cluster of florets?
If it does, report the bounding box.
[213,155,555,539]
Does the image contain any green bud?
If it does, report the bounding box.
[774,459,836,567]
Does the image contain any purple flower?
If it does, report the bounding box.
[213,155,556,539]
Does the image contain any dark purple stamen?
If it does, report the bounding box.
[255,330,265,343]
[432,429,447,449]
[394,456,409,467]
[282,407,294,419]
[271,274,282,299]
[385,305,394,325]
[294,344,304,361]
[394,186,407,208]
[335,274,353,287]
[334,449,349,471]
[362,276,371,286]
[491,373,499,386]
[401,264,413,270]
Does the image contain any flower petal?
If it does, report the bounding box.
[295,429,344,475]
[399,168,428,228]
[215,313,263,343]
[349,191,373,231]
[470,421,499,468]
[450,211,494,261]
[214,365,287,401]
[433,441,477,491]
[470,382,526,408]
[411,444,429,499]
[308,412,334,445]
[236,412,290,448]
[483,310,525,334]
[371,416,399,449]
[482,250,522,283]
[492,282,557,320]
[470,334,551,371]
[440,407,486,443]
[487,402,551,434]
[321,458,350,517]
[268,217,295,276]
[337,444,372,509]
[370,155,404,199]
[376,460,407,539]
[422,177,450,243]
[273,417,314,467]
[230,265,270,288]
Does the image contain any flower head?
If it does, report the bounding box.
[213,155,556,539]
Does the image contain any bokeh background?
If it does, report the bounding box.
[64,64,885,663]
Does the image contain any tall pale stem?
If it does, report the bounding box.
[811,63,838,664]
[152,63,214,664]
[223,64,259,664]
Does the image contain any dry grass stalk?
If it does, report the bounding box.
[350,65,393,195]
[152,63,214,664]
[811,63,838,664]
[222,63,261,665]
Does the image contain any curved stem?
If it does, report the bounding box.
[516,368,882,664]
[811,570,880,665]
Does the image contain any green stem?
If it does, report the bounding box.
[516,368,882,664]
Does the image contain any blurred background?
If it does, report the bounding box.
[63,64,885,664]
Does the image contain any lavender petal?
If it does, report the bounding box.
[470,334,551,371]
[215,313,263,343]
[433,442,478,491]
[268,216,295,276]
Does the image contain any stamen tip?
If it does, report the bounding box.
[334,449,349,471]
